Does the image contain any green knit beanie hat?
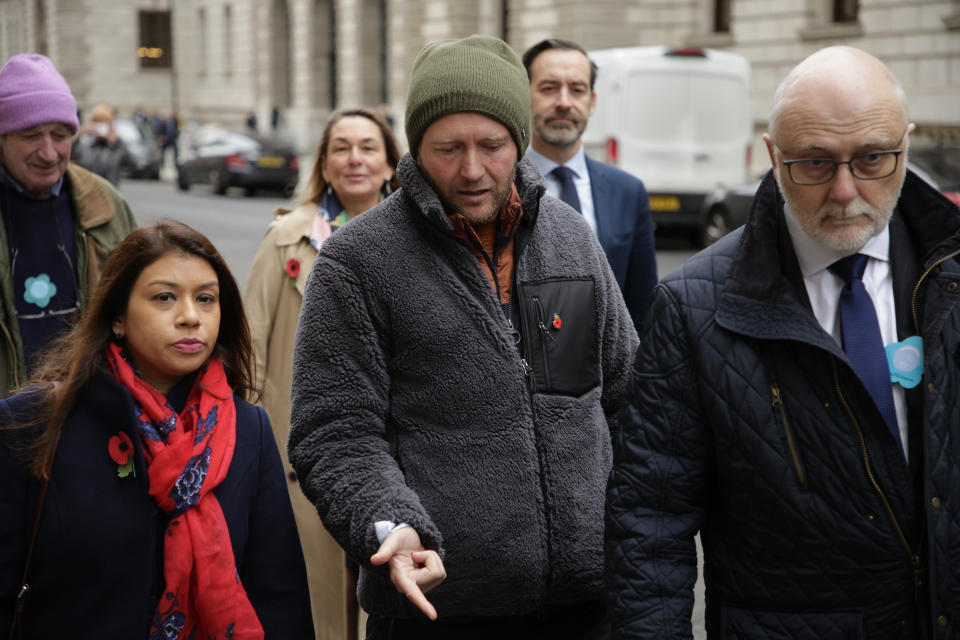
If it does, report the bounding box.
[405,34,530,158]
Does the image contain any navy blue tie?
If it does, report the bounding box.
[829,254,899,441]
[551,166,581,213]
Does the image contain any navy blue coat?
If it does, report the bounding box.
[607,171,960,639]
[586,156,658,333]
[0,369,314,638]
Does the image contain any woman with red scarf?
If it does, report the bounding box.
[0,221,314,639]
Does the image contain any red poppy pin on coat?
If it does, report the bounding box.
[108,431,136,478]
[285,259,300,289]
[552,313,562,330]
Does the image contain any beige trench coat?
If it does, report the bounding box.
[245,204,347,639]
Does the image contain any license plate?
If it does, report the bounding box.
[256,155,284,168]
[649,195,681,212]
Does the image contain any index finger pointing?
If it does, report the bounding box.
[404,584,438,620]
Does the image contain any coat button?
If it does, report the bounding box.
[866,513,876,521]
[948,281,958,292]
[932,497,942,509]
[288,470,298,482]
[928,383,936,395]
[939,614,948,627]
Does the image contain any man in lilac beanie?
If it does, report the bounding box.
[0,53,136,396]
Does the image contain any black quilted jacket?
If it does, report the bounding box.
[607,170,960,639]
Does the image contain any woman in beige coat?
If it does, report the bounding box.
[245,108,401,639]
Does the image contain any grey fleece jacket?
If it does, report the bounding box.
[289,153,638,619]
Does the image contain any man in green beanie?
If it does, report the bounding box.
[289,34,637,639]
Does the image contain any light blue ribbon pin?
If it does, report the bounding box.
[885,336,923,389]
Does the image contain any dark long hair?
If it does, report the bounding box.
[26,220,254,477]
[301,107,402,206]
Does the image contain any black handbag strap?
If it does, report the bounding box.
[9,437,59,640]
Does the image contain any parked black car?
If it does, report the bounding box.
[699,180,760,247]
[115,118,162,180]
[699,152,960,247]
[176,126,299,196]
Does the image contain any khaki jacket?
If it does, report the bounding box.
[245,203,347,639]
[0,163,137,396]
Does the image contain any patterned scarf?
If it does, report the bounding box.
[309,189,385,250]
[105,343,264,640]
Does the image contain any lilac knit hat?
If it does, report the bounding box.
[0,54,78,135]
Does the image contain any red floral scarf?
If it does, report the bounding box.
[105,343,264,639]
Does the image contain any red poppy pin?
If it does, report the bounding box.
[108,431,136,478]
[285,259,300,289]
[552,313,562,330]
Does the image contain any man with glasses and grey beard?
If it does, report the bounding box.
[606,46,960,639]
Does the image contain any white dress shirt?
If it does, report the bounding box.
[525,146,598,234]
[782,205,908,456]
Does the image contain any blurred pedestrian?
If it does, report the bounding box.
[289,34,637,639]
[72,102,129,186]
[163,111,179,165]
[245,106,400,639]
[607,46,960,638]
[0,54,136,397]
[150,111,165,147]
[522,38,656,333]
[0,221,315,638]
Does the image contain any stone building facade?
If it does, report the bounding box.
[1,0,958,164]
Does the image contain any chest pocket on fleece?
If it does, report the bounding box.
[519,278,599,396]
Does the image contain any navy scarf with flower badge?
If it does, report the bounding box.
[105,342,264,639]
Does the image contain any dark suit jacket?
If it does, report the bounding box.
[0,370,315,638]
[586,155,657,332]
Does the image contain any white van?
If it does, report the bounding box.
[582,46,753,242]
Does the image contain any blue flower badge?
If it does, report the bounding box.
[23,273,57,308]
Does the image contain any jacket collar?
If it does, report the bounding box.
[396,152,547,234]
[716,169,960,347]
[271,203,316,246]
[65,163,116,230]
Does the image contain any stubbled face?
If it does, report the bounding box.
[765,51,913,252]
[417,112,518,226]
[320,116,394,211]
[0,123,72,197]
[528,48,596,151]
[115,252,220,395]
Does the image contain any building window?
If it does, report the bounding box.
[270,0,291,110]
[798,0,862,40]
[34,0,47,55]
[198,8,207,76]
[378,0,387,105]
[224,5,232,77]
[311,0,336,109]
[501,0,509,42]
[138,10,172,69]
[359,0,386,106]
[713,0,731,32]
[833,0,858,23]
[944,0,960,29]
[328,0,337,108]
